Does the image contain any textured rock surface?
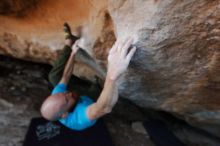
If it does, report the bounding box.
[0,0,220,143]
[108,0,220,139]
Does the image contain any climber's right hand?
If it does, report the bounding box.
[71,40,80,55]
[107,37,137,81]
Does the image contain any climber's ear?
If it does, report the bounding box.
[61,112,68,118]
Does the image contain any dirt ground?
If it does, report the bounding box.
[0,55,153,146]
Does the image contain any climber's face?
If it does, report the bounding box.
[62,91,76,111]
[40,92,76,121]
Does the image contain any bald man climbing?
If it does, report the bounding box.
[40,24,137,130]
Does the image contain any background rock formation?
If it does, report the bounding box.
[0,0,220,144]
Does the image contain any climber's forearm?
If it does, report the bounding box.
[59,51,76,84]
[96,75,118,112]
[87,75,119,120]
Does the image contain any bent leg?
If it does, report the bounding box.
[48,45,72,87]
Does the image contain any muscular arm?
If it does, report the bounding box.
[59,51,76,84]
[59,41,79,85]
[87,75,118,119]
[87,38,137,120]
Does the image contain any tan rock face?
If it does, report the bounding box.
[0,0,220,142]
[108,0,220,138]
[0,0,108,80]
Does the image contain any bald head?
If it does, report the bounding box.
[41,93,68,121]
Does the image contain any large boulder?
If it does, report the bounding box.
[108,0,220,139]
[0,0,220,144]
